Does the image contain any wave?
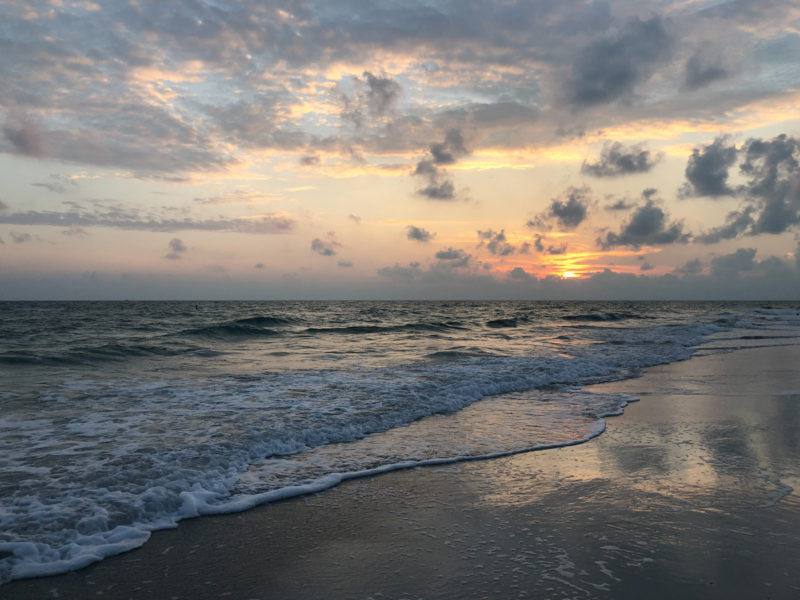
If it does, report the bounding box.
[184,323,283,340]
[425,348,499,361]
[486,317,518,328]
[302,321,467,335]
[563,312,647,322]
[233,315,298,326]
[0,343,212,366]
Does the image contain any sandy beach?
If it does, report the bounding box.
[4,340,800,599]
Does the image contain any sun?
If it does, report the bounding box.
[561,271,578,279]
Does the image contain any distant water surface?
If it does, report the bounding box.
[1,300,799,582]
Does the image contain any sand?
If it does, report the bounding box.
[4,341,800,599]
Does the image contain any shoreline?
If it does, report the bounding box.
[4,341,800,599]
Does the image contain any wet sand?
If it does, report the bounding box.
[4,342,800,599]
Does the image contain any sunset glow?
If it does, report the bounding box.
[1,1,800,299]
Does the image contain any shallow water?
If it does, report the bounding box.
[1,300,799,582]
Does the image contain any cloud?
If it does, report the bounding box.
[739,134,800,235]
[299,155,320,166]
[691,134,800,240]
[0,200,7,211]
[674,258,703,276]
[681,136,738,197]
[477,229,515,255]
[508,267,534,281]
[599,198,690,249]
[564,16,673,108]
[164,237,187,260]
[10,231,33,244]
[363,71,402,117]
[434,247,471,267]
[683,50,730,90]
[348,214,362,225]
[341,71,402,126]
[3,116,44,157]
[531,187,591,230]
[605,198,634,211]
[413,129,469,201]
[406,225,435,242]
[532,234,566,255]
[710,248,757,276]
[418,179,456,200]
[337,260,354,268]
[61,226,88,237]
[377,262,423,282]
[0,208,296,234]
[311,237,340,256]
[581,142,661,177]
[255,263,264,269]
[694,207,755,244]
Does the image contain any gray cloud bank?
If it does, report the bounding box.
[0,208,295,234]
[1,1,796,176]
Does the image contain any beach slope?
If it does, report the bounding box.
[4,342,800,599]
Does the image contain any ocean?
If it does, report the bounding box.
[1,300,799,584]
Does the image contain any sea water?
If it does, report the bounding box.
[1,300,799,582]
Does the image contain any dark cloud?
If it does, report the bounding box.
[435,247,471,267]
[413,129,469,201]
[711,248,757,276]
[599,199,690,249]
[418,179,456,200]
[683,51,730,90]
[33,181,69,194]
[564,16,673,108]
[164,237,187,260]
[0,200,7,211]
[341,71,402,126]
[581,142,661,177]
[337,260,354,268]
[61,226,88,237]
[299,155,320,166]
[3,117,44,157]
[605,198,634,211]
[406,225,435,242]
[348,214,362,225]
[311,237,340,256]
[681,136,738,197]
[508,267,534,281]
[363,71,402,117]
[692,134,800,240]
[377,262,422,282]
[0,208,296,234]
[531,187,591,230]
[551,187,590,228]
[639,261,654,271]
[674,258,703,276]
[10,231,33,244]
[255,263,265,269]
[739,134,800,235]
[695,207,755,244]
[532,234,567,255]
[477,229,515,255]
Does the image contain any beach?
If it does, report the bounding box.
[4,339,799,599]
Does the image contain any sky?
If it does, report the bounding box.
[2,0,800,300]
